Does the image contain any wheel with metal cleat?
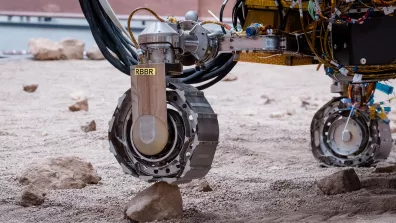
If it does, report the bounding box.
[310,97,393,167]
[108,82,219,184]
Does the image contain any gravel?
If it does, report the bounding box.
[1,59,396,223]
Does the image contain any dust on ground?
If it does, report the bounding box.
[1,59,396,223]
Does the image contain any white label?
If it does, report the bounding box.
[339,67,348,76]
[327,23,332,31]
[383,6,394,15]
[335,8,341,16]
[353,74,363,82]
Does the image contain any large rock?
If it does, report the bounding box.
[86,45,105,60]
[124,182,183,222]
[18,156,101,190]
[60,38,85,60]
[316,168,361,195]
[17,184,46,207]
[28,38,63,60]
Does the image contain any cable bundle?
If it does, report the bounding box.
[79,0,237,90]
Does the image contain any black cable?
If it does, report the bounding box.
[80,0,129,74]
[220,0,229,34]
[80,0,238,89]
[193,55,236,83]
[236,2,246,27]
[275,0,285,30]
[82,0,127,67]
[280,9,290,31]
[232,1,240,30]
[196,57,237,90]
[92,0,134,67]
[182,54,232,83]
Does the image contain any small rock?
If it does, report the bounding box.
[391,127,396,134]
[222,75,238,82]
[59,38,85,60]
[373,162,396,173]
[86,45,105,60]
[270,112,285,118]
[125,182,183,222]
[23,84,38,93]
[316,168,361,195]
[261,95,274,104]
[286,108,296,116]
[301,100,310,108]
[197,179,213,192]
[28,38,63,60]
[69,99,89,112]
[18,156,101,190]
[18,184,46,207]
[81,120,96,133]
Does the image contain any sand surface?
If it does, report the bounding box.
[1,59,396,223]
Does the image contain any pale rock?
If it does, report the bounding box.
[81,120,96,133]
[28,38,63,60]
[316,168,361,195]
[124,182,183,222]
[23,84,38,93]
[197,178,213,192]
[86,45,105,60]
[373,162,396,173]
[222,75,238,82]
[17,184,46,207]
[270,112,285,118]
[59,38,85,60]
[18,156,101,190]
[69,99,89,112]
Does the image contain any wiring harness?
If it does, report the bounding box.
[79,0,246,90]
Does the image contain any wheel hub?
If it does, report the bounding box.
[326,117,363,156]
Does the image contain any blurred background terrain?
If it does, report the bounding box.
[0,0,232,53]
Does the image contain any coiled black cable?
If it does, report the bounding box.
[80,0,131,74]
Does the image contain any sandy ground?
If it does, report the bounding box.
[1,59,396,223]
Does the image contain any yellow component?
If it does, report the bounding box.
[378,111,388,120]
[238,52,314,65]
[244,0,310,9]
[128,7,165,49]
[240,3,316,66]
[242,10,279,30]
[167,16,178,24]
[369,106,377,119]
[134,68,156,75]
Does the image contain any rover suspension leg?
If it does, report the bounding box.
[108,80,219,184]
